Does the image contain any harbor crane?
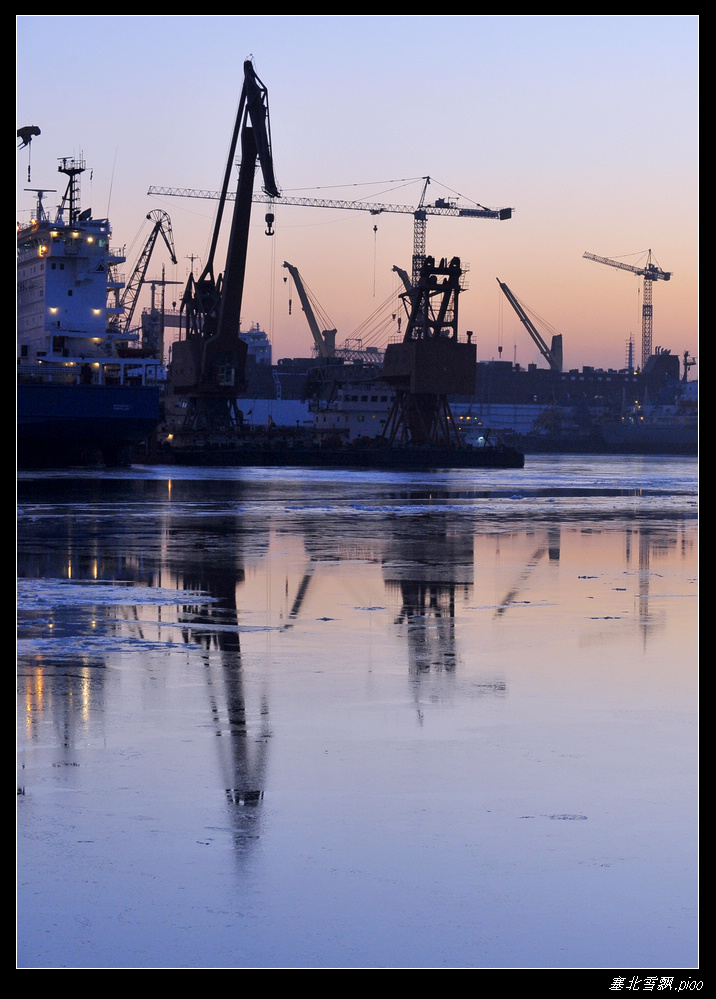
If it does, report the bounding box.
[17,124,41,181]
[112,210,177,334]
[381,255,476,447]
[496,279,563,372]
[583,250,671,369]
[682,350,697,383]
[169,59,280,431]
[392,264,417,313]
[148,176,513,286]
[282,262,336,358]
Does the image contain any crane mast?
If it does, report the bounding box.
[169,60,280,431]
[583,250,671,369]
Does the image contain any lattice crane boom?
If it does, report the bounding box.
[583,249,671,368]
[148,184,511,220]
[116,210,177,333]
[583,251,671,281]
[148,181,512,285]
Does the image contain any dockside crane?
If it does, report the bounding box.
[583,250,671,369]
[112,210,177,335]
[381,255,476,447]
[169,59,280,431]
[392,264,417,315]
[496,279,563,372]
[148,177,513,287]
[282,262,336,358]
[682,350,697,383]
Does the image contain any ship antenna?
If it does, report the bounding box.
[106,148,118,218]
[25,188,56,224]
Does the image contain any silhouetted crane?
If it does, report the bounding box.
[17,125,41,181]
[496,279,563,372]
[111,210,177,334]
[584,249,671,369]
[149,176,513,286]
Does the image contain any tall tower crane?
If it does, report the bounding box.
[148,177,513,285]
[583,249,671,369]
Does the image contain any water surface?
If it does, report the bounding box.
[17,455,698,968]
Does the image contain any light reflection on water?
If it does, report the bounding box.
[17,456,698,969]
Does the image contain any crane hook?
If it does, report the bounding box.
[265,211,275,236]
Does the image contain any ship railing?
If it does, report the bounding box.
[18,362,78,386]
[18,358,164,387]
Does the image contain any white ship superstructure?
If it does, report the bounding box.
[17,156,161,386]
[17,153,162,464]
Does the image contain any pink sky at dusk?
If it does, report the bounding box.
[17,15,698,376]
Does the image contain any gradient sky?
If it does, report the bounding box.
[16,15,698,375]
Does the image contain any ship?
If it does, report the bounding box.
[159,444,524,470]
[17,152,162,466]
[599,386,698,455]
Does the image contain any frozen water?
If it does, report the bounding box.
[17,456,698,969]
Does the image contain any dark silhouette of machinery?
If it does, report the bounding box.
[381,255,475,446]
[110,210,177,336]
[496,278,563,372]
[584,249,671,370]
[17,125,41,181]
[282,261,337,358]
[168,60,280,431]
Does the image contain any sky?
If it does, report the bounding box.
[16,15,699,375]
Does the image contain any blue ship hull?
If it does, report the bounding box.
[18,382,161,466]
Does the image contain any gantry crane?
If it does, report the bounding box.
[148,176,512,286]
[496,279,563,372]
[111,210,177,334]
[169,59,280,431]
[583,250,671,369]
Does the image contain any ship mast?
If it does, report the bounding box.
[56,155,86,224]
[24,188,56,224]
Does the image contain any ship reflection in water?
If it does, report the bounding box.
[17,456,698,969]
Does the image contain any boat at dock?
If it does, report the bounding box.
[17,153,162,466]
[156,425,525,470]
[18,378,161,467]
[599,396,698,455]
